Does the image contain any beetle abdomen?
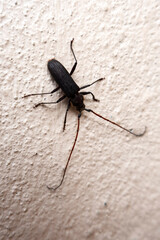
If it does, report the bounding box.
[48,59,80,98]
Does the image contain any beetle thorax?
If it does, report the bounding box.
[71,93,85,111]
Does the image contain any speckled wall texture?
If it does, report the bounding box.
[0,0,160,239]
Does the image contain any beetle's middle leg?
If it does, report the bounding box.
[69,39,77,76]
[80,91,99,102]
[34,95,66,108]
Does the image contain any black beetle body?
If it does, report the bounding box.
[48,59,85,111]
[23,39,146,190]
[48,59,80,97]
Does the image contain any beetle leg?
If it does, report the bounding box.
[80,78,105,90]
[80,91,99,102]
[51,86,60,93]
[63,100,71,131]
[23,86,60,98]
[34,95,66,108]
[69,38,77,76]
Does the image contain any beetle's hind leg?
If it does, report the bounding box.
[23,86,60,98]
[34,95,66,108]
[80,78,105,90]
[69,39,77,76]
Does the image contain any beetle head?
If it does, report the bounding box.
[71,93,85,112]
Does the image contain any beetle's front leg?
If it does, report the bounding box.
[80,91,99,102]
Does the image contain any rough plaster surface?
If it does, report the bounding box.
[0,0,160,239]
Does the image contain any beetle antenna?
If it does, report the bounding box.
[84,109,146,137]
[47,113,81,191]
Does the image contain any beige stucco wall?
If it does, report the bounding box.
[1,0,160,239]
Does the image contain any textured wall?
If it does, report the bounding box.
[1,0,160,239]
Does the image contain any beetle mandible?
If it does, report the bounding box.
[24,39,146,190]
